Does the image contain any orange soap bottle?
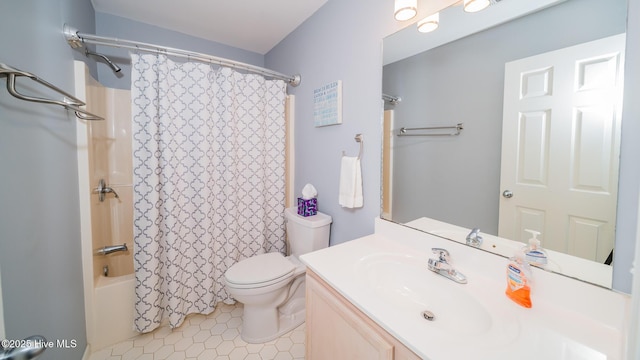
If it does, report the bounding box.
[505,251,532,308]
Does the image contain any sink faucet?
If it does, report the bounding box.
[466,228,483,247]
[427,248,467,284]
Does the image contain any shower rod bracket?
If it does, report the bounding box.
[290,74,301,87]
[63,24,83,48]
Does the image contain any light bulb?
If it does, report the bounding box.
[464,0,491,13]
[417,13,440,33]
[394,0,418,21]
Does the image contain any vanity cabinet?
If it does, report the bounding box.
[306,270,420,360]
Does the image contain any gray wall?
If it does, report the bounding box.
[93,12,265,90]
[616,0,640,293]
[265,0,402,246]
[0,1,96,359]
[383,0,627,233]
[268,0,639,293]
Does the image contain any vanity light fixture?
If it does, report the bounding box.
[417,12,440,33]
[463,0,491,13]
[394,0,418,21]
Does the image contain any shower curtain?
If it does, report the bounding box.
[131,54,287,333]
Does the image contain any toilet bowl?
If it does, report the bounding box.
[224,208,332,343]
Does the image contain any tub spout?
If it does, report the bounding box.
[96,243,128,256]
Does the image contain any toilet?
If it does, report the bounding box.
[224,207,332,343]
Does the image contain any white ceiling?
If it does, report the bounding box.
[91,0,328,55]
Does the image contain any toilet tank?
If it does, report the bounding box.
[285,207,332,257]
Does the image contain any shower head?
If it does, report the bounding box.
[85,49,122,73]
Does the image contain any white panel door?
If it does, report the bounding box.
[499,34,625,263]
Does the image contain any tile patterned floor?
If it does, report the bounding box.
[89,303,305,360]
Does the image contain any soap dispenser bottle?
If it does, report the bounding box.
[505,250,533,308]
[522,229,548,267]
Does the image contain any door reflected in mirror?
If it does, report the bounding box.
[381,0,628,288]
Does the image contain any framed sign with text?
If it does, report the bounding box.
[313,80,342,127]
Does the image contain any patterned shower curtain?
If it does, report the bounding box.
[130,54,287,333]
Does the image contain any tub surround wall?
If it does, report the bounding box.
[86,81,134,279]
[76,61,137,351]
[83,63,135,282]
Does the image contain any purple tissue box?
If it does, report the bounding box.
[297,197,317,217]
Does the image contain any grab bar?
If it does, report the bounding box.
[398,123,464,137]
[0,62,104,120]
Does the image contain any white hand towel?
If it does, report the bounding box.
[339,156,363,208]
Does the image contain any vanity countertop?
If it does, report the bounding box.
[300,218,629,360]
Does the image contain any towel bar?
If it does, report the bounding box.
[398,123,463,137]
[342,134,364,159]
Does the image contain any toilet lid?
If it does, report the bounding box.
[225,252,295,286]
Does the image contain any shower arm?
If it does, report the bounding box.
[85,49,122,73]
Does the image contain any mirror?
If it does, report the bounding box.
[381,0,628,288]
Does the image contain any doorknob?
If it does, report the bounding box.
[502,190,513,198]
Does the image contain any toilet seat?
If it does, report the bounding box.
[225,252,295,289]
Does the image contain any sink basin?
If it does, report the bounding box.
[301,226,626,360]
[356,253,492,334]
[355,252,521,349]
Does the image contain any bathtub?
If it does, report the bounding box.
[92,273,138,350]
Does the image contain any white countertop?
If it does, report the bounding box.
[300,218,629,360]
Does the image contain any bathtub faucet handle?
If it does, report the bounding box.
[94,179,120,202]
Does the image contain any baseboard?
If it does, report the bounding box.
[82,344,91,360]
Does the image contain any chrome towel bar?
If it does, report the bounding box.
[0,62,103,120]
[398,123,464,137]
[342,133,364,159]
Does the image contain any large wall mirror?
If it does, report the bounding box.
[381,0,628,288]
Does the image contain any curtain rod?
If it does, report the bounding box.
[63,24,301,87]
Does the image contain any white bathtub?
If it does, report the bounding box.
[92,273,138,350]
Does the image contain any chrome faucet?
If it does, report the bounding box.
[466,228,483,247]
[427,248,467,284]
[94,179,120,202]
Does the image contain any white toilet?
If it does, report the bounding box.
[224,207,332,343]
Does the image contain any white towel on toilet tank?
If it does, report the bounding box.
[339,156,363,208]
